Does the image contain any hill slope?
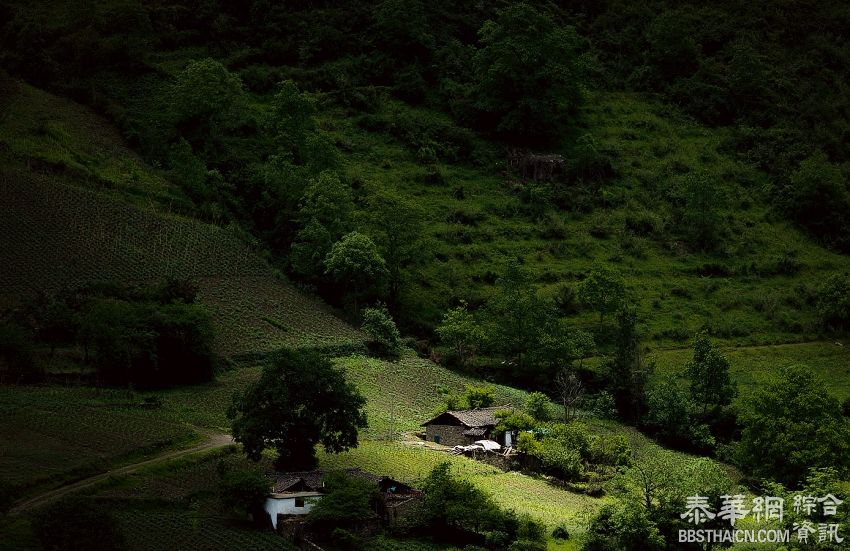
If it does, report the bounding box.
[0,79,363,357]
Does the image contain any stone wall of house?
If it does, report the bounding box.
[425,424,467,447]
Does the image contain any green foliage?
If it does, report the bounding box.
[361,305,402,357]
[78,297,215,389]
[578,267,626,328]
[228,349,367,470]
[291,218,334,279]
[34,498,125,551]
[324,232,389,311]
[582,502,664,551]
[524,392,550,422]
[408,462,509,543]
[436,301,484,365]
[298,171,354,240]
[817,273,850,331]
[737,365,850,486]
[473,2,584,144]
[675,172,724,251]
[643,380,713,450]
[267,80,315,159]
[784,153,850,252]
[219,465,270,522]
[167,58,247,157]
[495,410,536,434]
[464,384,496,409]
[308,472,379,529]
[604,307,651,422]
[684,331,736,414]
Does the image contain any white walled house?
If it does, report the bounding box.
[264,491,323,529]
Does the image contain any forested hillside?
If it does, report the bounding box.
[2,1,850,550]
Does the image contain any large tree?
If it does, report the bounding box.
[324,231,388,312]
[228,349,368,470]
[737,365,850,486]
[685,331,736,415]
[473,2,584,144]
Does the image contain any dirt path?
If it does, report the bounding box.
[10,432,234,514]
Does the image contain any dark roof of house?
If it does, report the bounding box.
[421,406,508,428]
[271,468,381,493]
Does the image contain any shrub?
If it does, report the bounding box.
[219,465,271,525]
[524,392,550,421]
[552,524,570,540]
[817,274,850,331]
[308,472,379,529]
[538,441,584,480]
[783,154,850,253]
[361,305,402,357]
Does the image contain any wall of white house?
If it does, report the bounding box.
[264,495,322,529]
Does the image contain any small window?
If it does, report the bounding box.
[433,435,441,444]
[294,498,305,507]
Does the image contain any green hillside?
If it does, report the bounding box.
[2,1,850,550]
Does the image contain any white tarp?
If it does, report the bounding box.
[474,439,502,451]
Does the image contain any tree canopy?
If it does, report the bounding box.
[228,349,368,470]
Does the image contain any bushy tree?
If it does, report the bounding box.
[643,380,713,450]
[228,349,367,470]
[361,305,402,357]
[324,232,389,312]
[474,3,584,144]
[817,273,850,331]
[578,267,625,329]
[366,191,423,309]
[604,307,651,422]
[168,58,246,157]
[464,384,496,409]
[219,465,270,525]
[737,365,850,486]
[409,462,508,542]
[583,501,664,551]
[290,218,334,279]
[307,472,379,529]
[524,392,550,422]
[685,331,736,414]
[298,171,354,239]
[784,154,850,252]
[436,301,484,365]
[266,80,315,159]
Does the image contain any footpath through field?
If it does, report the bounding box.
[9,432,233,514]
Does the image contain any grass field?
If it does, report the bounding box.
[645,339,850,403]
[322,91,850,345]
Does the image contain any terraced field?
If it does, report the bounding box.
[0,171,364,355]
[0,386,198,495]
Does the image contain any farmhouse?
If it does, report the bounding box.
[264,468,420,530]
[421,406,512,447]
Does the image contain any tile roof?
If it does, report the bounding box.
[423,406,508,428]
[271,468,382,493]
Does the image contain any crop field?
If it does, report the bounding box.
[646,340,850,403]
[0,170,364,355]
[0,385,198,496]
[336,352,527,436]
[197,276,364,358]
[318,440,606,537]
